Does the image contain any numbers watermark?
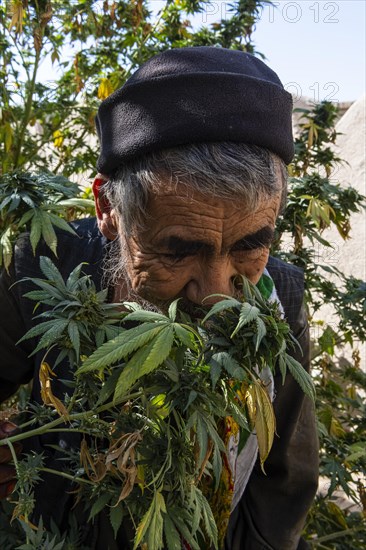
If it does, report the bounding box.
[267,2,339,24]
[280,242,340,266]
[201,1,340,24]
[285,81,340,102]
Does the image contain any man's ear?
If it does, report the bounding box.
[92,175,118,241]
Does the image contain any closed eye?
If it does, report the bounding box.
[231,227,274,252]
[158,237,210,262]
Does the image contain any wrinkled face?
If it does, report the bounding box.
[116,185,281,313]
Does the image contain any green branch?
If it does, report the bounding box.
[13,41,42,168]
[40,467,94,486]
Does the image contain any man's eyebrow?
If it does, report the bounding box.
[157,236,214,254]
[231,226,275,250]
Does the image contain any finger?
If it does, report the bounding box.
[0,480,16,500]
[0,464,16,484]
[0,421,18,439]
[0,442,22,464]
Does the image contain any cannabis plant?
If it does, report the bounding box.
[272,101,366,548]
[0,171,94,271]
[0,257,314,549]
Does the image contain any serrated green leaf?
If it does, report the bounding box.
[56,197,94,209]
[0,227,13,271]
[184,390,198,412]
[231,302,260,338]
[196,413,209,467]
[94,328,105,347]
[0,195,13,212]
[210,352,240,378]
[190,486,201,534]
[40,211,58,256]
[17,319,61,343]
[39,256,66,290]
[109,505,124,538]
[88,492,112,521]
[168,299,180,321]
[170,513,200,550]
[66,262,85,290]
[255,317,267,352]
[195,487,218,546]
[239,276,254,302]
[30,210,42,254]
[164,514,181,550]
[68,320,80,358]
[24,278,66,300]
[96,368,121,406]
[209,359,222,389]
[201,298,240,323]
[147,492,165,550]
[18,209,35,227]
[22,290,55,304]
[134,492,164,550]
[122,301,143,312]
[278,355,287,385]
[30,319,69,355]
[114,326,174,402]
[47,212,78,236]
[9,195,21,213]
[78,323,166,374]
[19,193,35,208]
[285,353,316,402]
[173,323,196,348]
[122,310,169,323]
[104,324,123,340]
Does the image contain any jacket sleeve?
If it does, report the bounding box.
[0,218,106,405]
[225,261,319,550]
[0,261,35,402]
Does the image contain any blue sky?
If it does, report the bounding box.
[37,1,365,103]
[198,0,366,102]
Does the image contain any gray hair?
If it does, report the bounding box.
[102,142,288,236]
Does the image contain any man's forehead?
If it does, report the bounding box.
[146,183,281,216]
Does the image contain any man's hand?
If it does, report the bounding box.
[0,421,20,499]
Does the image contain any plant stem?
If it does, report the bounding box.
[8,439,30,543]
[40,467,94,485]
[310,525,365,545]
[1,412,89,445]
[13,40,42,168]
[16,417,39,430]
[0,391,144,446]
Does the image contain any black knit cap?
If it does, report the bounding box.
[95,46,294,176]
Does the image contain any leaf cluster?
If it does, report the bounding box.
[0,171,94,270]
[1,258,314,549]
[17,256,123,366]
[272,102,366,544]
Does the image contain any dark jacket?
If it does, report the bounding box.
[0,218,318,550]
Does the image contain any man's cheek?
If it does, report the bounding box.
[129,259,185,298]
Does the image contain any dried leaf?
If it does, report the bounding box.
[98,78,114,100]
[8,0,24,35]
[80,439,107,482]
[245,379,275,472]
[106,432,143,503]
[39,362,69,418]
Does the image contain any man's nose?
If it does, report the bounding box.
[183,257,239,305]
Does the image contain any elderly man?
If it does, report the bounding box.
[0,47,318,549]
